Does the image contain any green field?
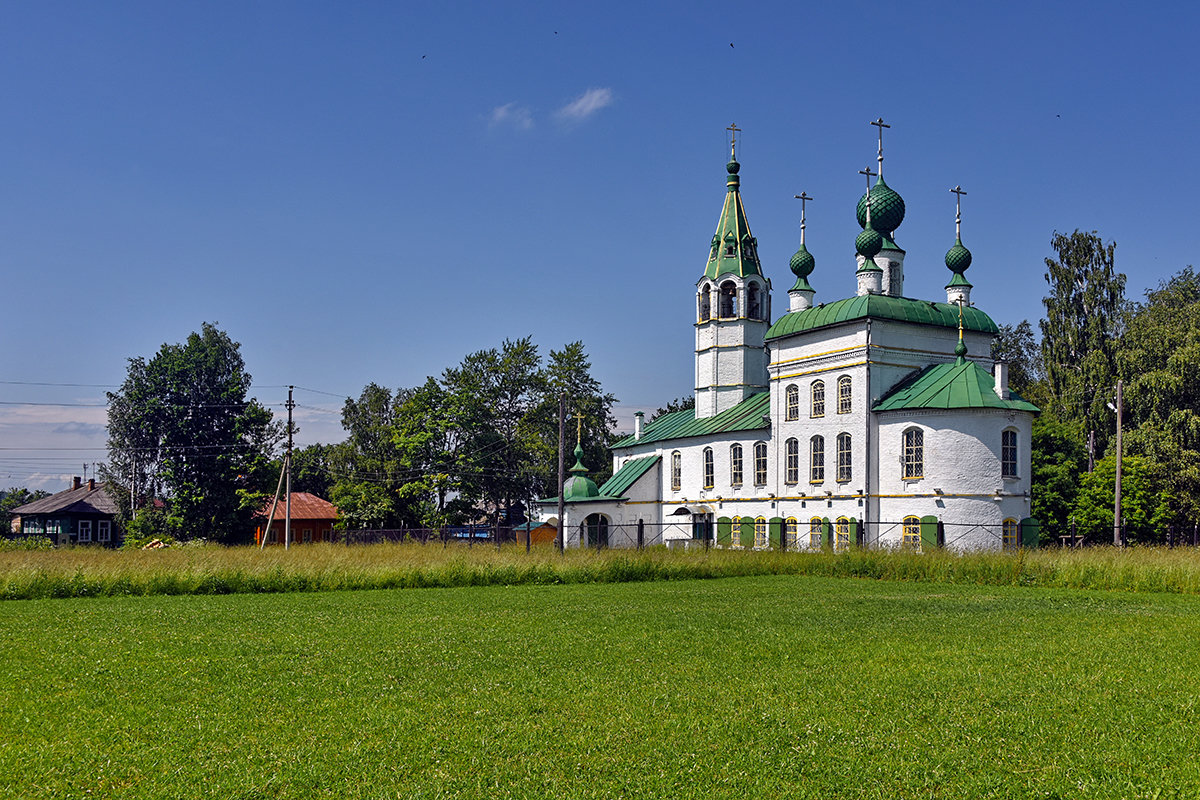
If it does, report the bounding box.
[2,574,1198,799]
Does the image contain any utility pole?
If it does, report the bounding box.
[285,386,295,550]
[1114,380,1123,547]
[1087,430,1095,473]
[556,393,566,554]
[130,457,136,520]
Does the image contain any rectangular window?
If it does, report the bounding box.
[730,445,743,487]
[754,518,768,548]
[98,520,111,542]
[78,520,92,543]
[785,518,798,548]
[837,434,852,483]
[1002,430,1018,478]
[671,452,682,491]
[754,443,767,485]
[837,377,852,414]
[321,528,331,542]
[811,382,825,418]
[785,439,799,484]
[809,519,823,549]
[303,528,313,543]
[810,437,825,483]
[835,519,850,550]
[903,429,924,480]
[785,386,799,421]
[703,449,714,489]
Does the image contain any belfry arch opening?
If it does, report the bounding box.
[698,283,712,321]
[719,281,738,318]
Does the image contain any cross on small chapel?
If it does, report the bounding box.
[726,122,741,158]
[870,117,890,175]
[950,185,967,236]
[793,192,812,244]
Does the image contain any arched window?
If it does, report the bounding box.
[785,384,799,421]
[747,282,761,320]
[730,516,742,548]
[809,517,823,549]
[903,428,924,480]
[785,438,799,484]
[698,284,712,322]
[837,376,852,414]
[810,436,825,483]
[719,281,738,317]
[811,381,825,418]
[754,517,768,548]
[835,517,850,550]
[702,447,714,489]
[1002,429,1018,478]
[836,433,852,482]
[902,515,922,549]
[730,443,743,487]
[785,517,798,549]
[1003,518,1019,550]
[754,441,768,485]
[671,451,682,491]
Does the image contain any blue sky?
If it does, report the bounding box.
[1,0,1196,490]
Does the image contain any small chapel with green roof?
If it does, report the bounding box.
[539,121,1040,551]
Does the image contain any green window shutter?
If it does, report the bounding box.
[717,517,732,545]
[739,519,755,548]
[821,517,833,550]
[850,519,862,547]
[920,515,940,549]
[1020,517,1040,549]
[769,517,783,549]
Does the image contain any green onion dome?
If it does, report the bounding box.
[563,442,600,500]
[855,176,905,239]
[790,243,815,278]
[945,237,973,273]
[954,337,968,361]
[726,159,740,175]
[855,226,883,261]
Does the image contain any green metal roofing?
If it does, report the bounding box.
[598,454,661,498]
[765,294,998,341]
[873,358,1040,413]
[611,392,771,449]
[702,159,763,281]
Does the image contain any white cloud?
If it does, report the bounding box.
[556,87,614,122]
[488,102,534,130]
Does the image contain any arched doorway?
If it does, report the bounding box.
[582,513,609,548]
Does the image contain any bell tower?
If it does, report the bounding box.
[694,125,771,419]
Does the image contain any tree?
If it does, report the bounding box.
[104,323,281,542]
[990,320,1043,395]
[329,384,409,529]
[1071,455,1169,544]
[1029,416,1086,542]
[1115,266,1200,525]
[1040,230,1126,449]
[531,341,618,493]
[650,395,695,423]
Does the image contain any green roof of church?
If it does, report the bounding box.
[702,158,763,281]
[598,455,661,497]
[873,358,1039,413]
[611,392,771,449]
[765,295,998,341]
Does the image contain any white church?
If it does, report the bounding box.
[540,124,1040,552]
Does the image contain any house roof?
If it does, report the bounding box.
[598,455,661,498]
[258,492,338,521]
[873,357,1040,413]
[12,484,117,516]
[611,392,771,449]
[765,294,998,341]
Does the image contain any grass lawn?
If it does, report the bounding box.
[1,575,1198,798]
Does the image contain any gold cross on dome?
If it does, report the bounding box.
[870,117,890,175]
[793,192,813,244]
[726,122,741,158]
[950,185,967,237]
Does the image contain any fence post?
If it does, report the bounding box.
[936,520,946,548]
[1069,518,1076,548]
[637,519,644,551]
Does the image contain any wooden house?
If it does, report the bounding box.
[255,492,338,545]
[11,477,119,546]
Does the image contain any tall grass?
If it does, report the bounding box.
[4,542,1200,600]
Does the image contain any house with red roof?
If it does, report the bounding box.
[254,492,339,545]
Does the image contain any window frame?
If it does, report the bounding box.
[754,517,768,548]
[785,384,800,421]
[702,447,714,489]
[836,432,852,483]
[835,517,850,550]
[837,376,852,414]
[810,435,825,483]
[784,517,798,549]
[1002,518,1019,550]
[671,451,682,492]
[730,443,743,487]
[785,437,799,485]
[902,515,921,549]
[78,519,92,543]
[730,516,742,548]
[811,380,825,418]
[98,520,111,543]
[902,427,924,481]
[1002,429,1018,478]
[753,441,768,485]
[809,517,823,549]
